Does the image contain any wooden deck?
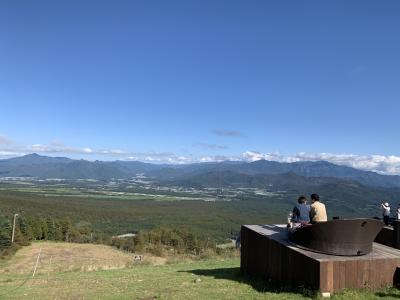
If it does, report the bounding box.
[241,224,400,293]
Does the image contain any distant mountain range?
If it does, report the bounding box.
[1,154,400,190]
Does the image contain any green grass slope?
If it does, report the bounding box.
[1,244,400,299]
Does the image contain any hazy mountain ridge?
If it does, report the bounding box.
[1,154,400,188]
[165,170,359,189]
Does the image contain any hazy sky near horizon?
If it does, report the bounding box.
[1,1,400,172]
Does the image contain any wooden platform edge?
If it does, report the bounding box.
[241,224,400,293]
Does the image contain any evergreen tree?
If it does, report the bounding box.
[0,215,12,249]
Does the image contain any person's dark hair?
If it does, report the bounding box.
[311,193,320,201]
[298,196,307,204]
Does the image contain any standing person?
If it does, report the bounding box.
[309,193,327,223]
[292,196,311,223]
[381,202,391,225]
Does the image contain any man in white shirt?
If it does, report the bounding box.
[381,202,391,225]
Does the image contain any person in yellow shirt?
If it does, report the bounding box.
[309,193,327,223]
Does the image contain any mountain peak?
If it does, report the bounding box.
[2,153,72,165]
[24,153,42,158]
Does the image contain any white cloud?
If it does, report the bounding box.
[28,143,97,154]
[0,150,26,156]
[242,151,300,163]
[242,151,270,162]
[194,143,228,150]
[0,139,127,158]
[211,129,245,137]
[199,155,232,162]
[241,151,400,175]
[122,152,240,164]
[124,152,194,164]
[0,134,14,145]
[101,149,127,155]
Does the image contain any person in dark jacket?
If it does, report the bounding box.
[292,195,311,223]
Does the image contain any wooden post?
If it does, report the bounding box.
[11,214,18,244]
[32,247,42,278]
[320,261,334,294]
[47,255,53,282]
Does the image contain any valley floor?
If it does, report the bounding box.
[0,242,400,299]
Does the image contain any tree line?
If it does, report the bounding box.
[111,227,218,256]
[0,214,220,258]
[0,214,98,258]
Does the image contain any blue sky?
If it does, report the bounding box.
[1,1,400,172]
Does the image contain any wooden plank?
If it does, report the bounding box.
[379,258,393,287]
[375,243,400,257]
[282,243,291,284]
[345,260,358,288]
[339,260,346,290]
[240,226,247,272]
[365,259,373,289]
[332,260,341,291]
[320,261,334,293]
[361,260,370,288]
[377,259,386,287]
[311,256,320,289]
[370,259,379,288]
[384,258,397,288]
[270,239,282,282]
[356,260,369,288]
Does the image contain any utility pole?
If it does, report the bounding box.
[11,213,19,244]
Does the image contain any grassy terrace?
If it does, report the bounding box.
[0,242,400,299]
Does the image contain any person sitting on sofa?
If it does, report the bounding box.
[292,195,311,223]
[309,193,327,223]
